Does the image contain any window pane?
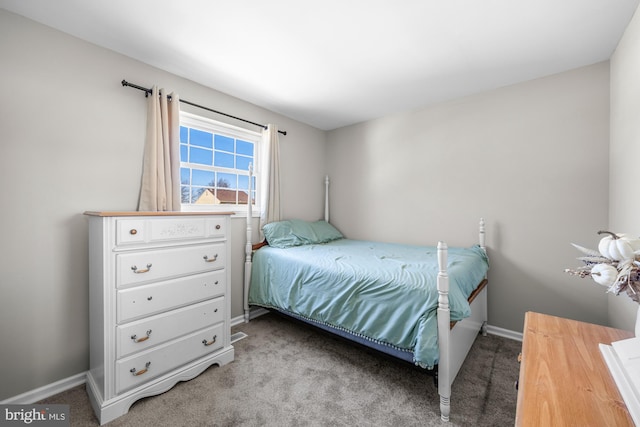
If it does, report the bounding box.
[238,175,248,191]
[237,175,249,206]
[181,186,190,203]
[180,167,190,184]
[217,172,237,189]
[191,187,206,204]
[190,147,213,165]
[237,189,249,205]
[214,151,234,168]
[214,134,234,152]
[236,155,251,171]
[217,188,236,204]
[190,129,213,148]
[180,113,260,209]
[192,169,214,186]
[236,140,253,156]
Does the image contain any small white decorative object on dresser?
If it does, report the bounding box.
[599,304,640,426]
[84,211,235,425]
[566,231,640,426]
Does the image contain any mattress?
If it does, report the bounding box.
[248,239,489,368]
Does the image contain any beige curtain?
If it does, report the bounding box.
[259,124,281,235]
[138,86,181,211]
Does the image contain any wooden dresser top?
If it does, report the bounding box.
[84,211,234,217]
[516,311,634,426]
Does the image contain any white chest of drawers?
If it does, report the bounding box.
[84,212,235,425]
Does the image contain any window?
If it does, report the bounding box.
[180,112,258,213]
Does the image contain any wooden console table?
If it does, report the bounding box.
[516,311,634,426]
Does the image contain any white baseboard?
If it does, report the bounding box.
[3,310,265,405]
[487,324,523,342]
[230,308,269,327]
[230,314,246,327]
[0,372,86,405]
[234,311,524,342]
[249,307,269,320]
[234,310,524,342]
[1,318,521,405]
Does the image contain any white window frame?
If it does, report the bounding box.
[179,111,260,216]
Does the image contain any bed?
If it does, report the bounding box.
[242,176,489,422]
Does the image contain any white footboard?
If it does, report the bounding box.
[449,287,487,381]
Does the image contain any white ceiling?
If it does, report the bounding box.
[1,0,638,130]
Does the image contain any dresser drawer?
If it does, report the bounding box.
[116,217,228,247]
[117,270,225,323]
[115,323,225,394]
[116,297,225,358]
[116,243,226,288]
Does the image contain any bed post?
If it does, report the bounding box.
[243,164,253,323]
[479,218,488,336]
[479,218,486,254]
[436,241,451,422]
[324,175,330,223]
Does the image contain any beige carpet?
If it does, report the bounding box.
[39,313,522,426]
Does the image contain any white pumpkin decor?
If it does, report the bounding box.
[597,230,640,262]
[565,230,640,304]
[589,263,619,287]
[567,230,640,425]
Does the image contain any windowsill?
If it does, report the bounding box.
[181,204,259,218]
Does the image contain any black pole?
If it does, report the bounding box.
[122,80,287,136]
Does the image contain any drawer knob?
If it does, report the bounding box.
[131,330,152,343]
[215,224,221,230]
[131,263,152,274]
[202,335,217,347]
[130,361,151,376]
[203,254,218,263]
[129,229,138,235]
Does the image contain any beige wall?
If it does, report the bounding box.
[610,5,640,331]
[3,3,637,403]
[0,9,326,400]
[326,63,611,333]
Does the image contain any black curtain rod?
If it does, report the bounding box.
[122,79,287,136]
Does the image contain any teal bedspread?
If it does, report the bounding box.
[248,239,489,368]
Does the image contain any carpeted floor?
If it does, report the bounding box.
[39,313,522,426]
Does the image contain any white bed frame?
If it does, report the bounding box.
[243,173,488,422]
